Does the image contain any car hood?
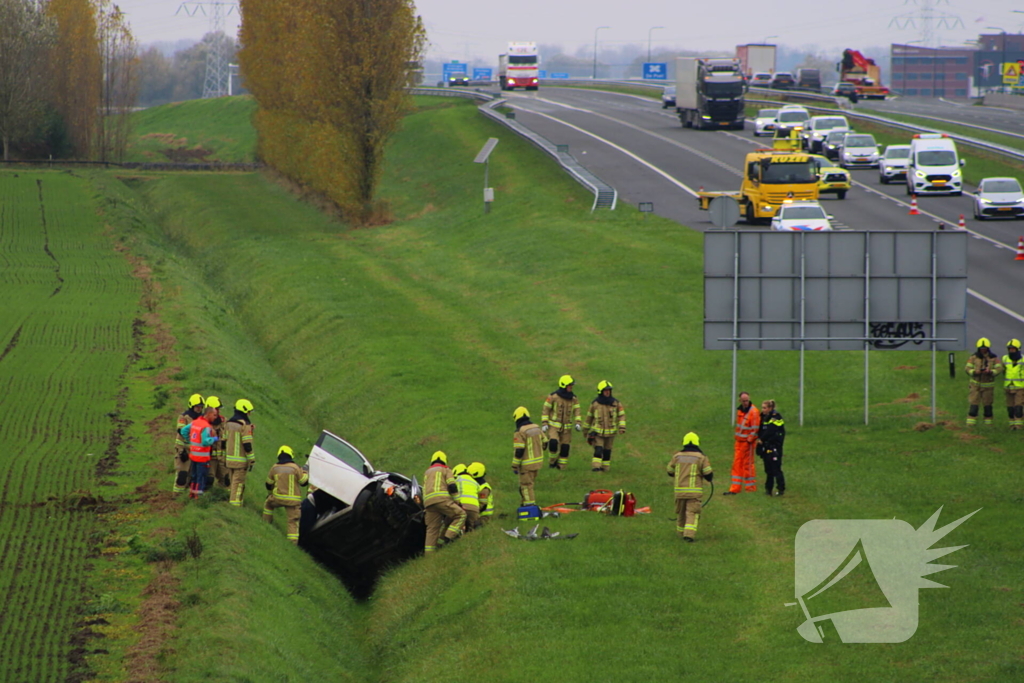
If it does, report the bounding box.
[979,191,1024,203]
[776,219,832,231]
[844,146,878,155]
[883,158,909,166]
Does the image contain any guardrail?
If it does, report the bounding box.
[747,98,1024,164]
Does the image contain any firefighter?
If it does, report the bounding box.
[262,445,308,544]
[180,405,220,498]
[224,398,255,506]
[725,391,759,495]
[173,393,204,493]
[583,380,626,472]
[1002,339,1024,430]
[205,396,228,488]
[666,432,713,542]
[512,407,544,504]
[452,464,482,530]
[541,374,582,469]
[469,462,492,524]
[966,338,1003,426]
[757,399,786,496]
[423,451,466,553]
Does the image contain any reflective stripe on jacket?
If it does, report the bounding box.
[1002,355,1024,389]
[423,463,457,504]
[966,353,1002,387]
[266,461,308,504]
[224,420,254,466]
[185,417,217,462]
[456,473,480,510]
[584,400,626,436]
[478,483,493,516]
[735,405,760,442]
[542,393,581,431]
[514,422,545,470]
[667,448,713,499]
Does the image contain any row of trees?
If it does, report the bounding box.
[239,0,425,223]
[138,33,239,107]
[0,0,137,161]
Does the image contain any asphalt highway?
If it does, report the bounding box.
[499,87,1024,347]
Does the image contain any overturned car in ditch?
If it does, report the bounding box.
[299,430,425,595]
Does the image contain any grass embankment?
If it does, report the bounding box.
[870,109,1024,153]
[124,96,258,163]
[92,96,1022,681]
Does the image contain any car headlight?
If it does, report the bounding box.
[980,198,992,204]
[952,169,961,177]
[885,166,894,171]
[915,170,926,178]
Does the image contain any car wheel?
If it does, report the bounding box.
[837,190,847,200]
[906,184,912,196]
[880,176,888,185]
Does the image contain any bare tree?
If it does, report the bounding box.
[96,0,139,162]
[0,0,55,160]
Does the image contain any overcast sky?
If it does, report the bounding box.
[119,0,1023,59]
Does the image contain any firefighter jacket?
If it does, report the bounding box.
[513,419,545,471]
[584,396,626,436]
[455,473,480,512]
[423,463,458,506]
[757,411,785,458]
[478,481,493,517]
[264,455,308,505]
[224,414,255,468]
[182,417,218,462]
[667,445,713,499]
[1002,353,1024,389]
[542,389,581,432]
[175,408,201,452]
[966,352,1002,387]
[209,412,226,455]
[735,404,760,443]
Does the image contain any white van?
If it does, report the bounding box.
[906,134,964,196]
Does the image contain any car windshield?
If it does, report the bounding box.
[983,179,1022,193]
[815,118,846,131]
[509,55,536,64]
[762,160,817,184]
[705,81,744,97]
[758,109,779,119]
[754,73,771,80]
[782,206,827,220]
[916,150,957,166]
[845,135,876,147]
[885,147,910,159]
[664,87,676,95]
[778,111,809,123]
[826,132,845,142]
[317,432,373,476]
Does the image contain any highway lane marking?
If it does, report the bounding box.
[509,106,701,197]
[968,289,1024,325]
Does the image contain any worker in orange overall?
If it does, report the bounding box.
[724,391,760,495]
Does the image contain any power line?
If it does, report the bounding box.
[176,2,238,98]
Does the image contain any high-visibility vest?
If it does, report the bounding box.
[456,473,479,510]
[479,483,493,516]
[1002,355,1024,389]
[188,417,214,462]
[735,406,760,442]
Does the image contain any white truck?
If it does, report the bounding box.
[736,44,777,79]
[499,41,539,91]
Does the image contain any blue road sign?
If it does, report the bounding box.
[473,67,493,81]
[643,62,668,80]
[443,62,467,78]
[549,73,570,79]
[539,70,548,78]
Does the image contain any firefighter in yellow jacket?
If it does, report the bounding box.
[1002,339,1024,430]
[452,464,482,530]
[542,375,582,469]
[584,380,626,472]
[224,399,255,506]
[469,462,492,524]
[966,338,1002,426]
[423,451,466,553]
[512,407,544,505]
[667,432,713,542]
[263,445,308,544]
[173,393,204,493]
[205,396,229,488]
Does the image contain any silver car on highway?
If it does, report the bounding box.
[879,144,910,184]
[754,108,779,137]
[972,177,1024,220]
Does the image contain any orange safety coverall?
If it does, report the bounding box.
[730,404,760,493]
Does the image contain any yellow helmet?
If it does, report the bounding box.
[1009,339,1021,350]
[977,338,991,349]
[558,374,575,389]
[682,432,700,447]
[431,450,447,465]
[452,464,467,477]
[597,380,613,392]
[187,393,204,408]
[205,395,222,409]
[278,445,294,457]
[513,406,530,420]
[235,398,254,413]
[467,462,486,478]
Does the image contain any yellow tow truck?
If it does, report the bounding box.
[697,149,820,224]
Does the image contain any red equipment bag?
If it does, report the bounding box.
[583,489,614,511]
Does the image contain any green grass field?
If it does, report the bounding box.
[2,95,1020,682]
[124,96,258,163]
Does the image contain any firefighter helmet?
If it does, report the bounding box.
[1009,339,1021,350]
[597,380,613,392]
[277,445,294,457]
[467,462,486,478]
[977,337,991,349]
[431,450,447,465]
[682,432,700,447]
[452,464,467,477]
[513,406,530,420]
[235,398,254,413]
[558,374,575,389]
[187,393,204,408]
[205,395,222,409]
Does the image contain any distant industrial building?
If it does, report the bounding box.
[890,33,1024,98]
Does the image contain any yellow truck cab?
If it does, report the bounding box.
[698,150,820,223]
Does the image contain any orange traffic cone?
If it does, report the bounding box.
[958,214,966,230]
[1016,237,1024,261]
[908,195,920,215]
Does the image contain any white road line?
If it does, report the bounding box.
[968,289,1024,325]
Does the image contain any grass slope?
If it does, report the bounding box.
[125,96,258,163]
[101,96,1022,682]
